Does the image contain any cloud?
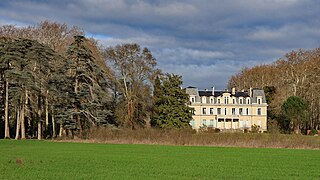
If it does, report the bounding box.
[160,63,242,90]
[0,0,319,89]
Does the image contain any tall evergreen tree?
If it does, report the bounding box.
[0,38,67,139]
[151,74,192,128]
[281,96,309,134]
[0,37,12,138]
[65,36,112,137]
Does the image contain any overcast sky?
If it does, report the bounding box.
[1,0,319,90]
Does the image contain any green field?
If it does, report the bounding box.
[0,140,319,179]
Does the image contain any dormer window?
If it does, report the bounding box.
[224,97,229,104]
[202,97,206,103]
[247,98,250,104]
[191,97,195,103]
[258,98,261,104]
[233,99,235,104]
[239,98,243,104]
[218,99,220,104]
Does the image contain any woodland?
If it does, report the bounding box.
[228,48,320,134]
[0,21,192,139]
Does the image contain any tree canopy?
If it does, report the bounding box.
[228,48,320,133]
[151,74,192,128]
[281,96,309,134]
[105,43,158,128]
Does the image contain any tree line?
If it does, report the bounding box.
[0,21,192,139]
[228,48,320,134]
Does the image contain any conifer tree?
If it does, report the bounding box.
[151,74,192,128]
[65,36,112,136]
[0,38,65,139]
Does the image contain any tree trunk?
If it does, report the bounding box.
[74,78,82,136]
[4,80,10,139]
[38,120,42,140]
[37,100,42,140]
[52,112,56,138]
[45,91,49,130]
[293,121,301,135]
[59,122,64,137]
[21,91,27,139]
[15,108,20,140]
[20,99,26,139]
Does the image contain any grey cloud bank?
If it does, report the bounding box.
[1,0,319,89]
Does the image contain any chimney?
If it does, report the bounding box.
[212,85,215,95]
[232,88,235,95]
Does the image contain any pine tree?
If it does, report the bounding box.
[65,36,112,137]
[0,38,66,139]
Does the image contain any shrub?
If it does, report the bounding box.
[206,127,220,133]
[58,127,320,149]
[198,125,208,133]
[267,120,280,134]
[243,128,250,133]
[251,124,260,133]
[309,129,318,136]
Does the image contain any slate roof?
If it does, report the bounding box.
[198,90,249,97]
[252,89,267,103]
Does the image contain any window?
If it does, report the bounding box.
[246,108,249,115]
[247,98,250,104]
[232,108,236,115]
[190,108,195,115]
[210,119,214,127]
[239,108,243,115]
[218,99,220,104]
[202,108,206,115]
[202,119,207,126]
[224,97,229,104]
[258,98,261,104]
[239,99,243,104]
[210,108,214,115]
[191,97,195,103]
[233,99,235,104]
[210,98,213,104]
[218,118,224,122]
[202,97,206,103]
[190,119,195,128]
[225,108,227,115]
[217,108,221,115]
[257,108,261,115]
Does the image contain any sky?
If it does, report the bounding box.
[0,0,319,90]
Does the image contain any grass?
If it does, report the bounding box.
[0,140,319,179]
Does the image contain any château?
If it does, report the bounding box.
[186,86,267,132]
